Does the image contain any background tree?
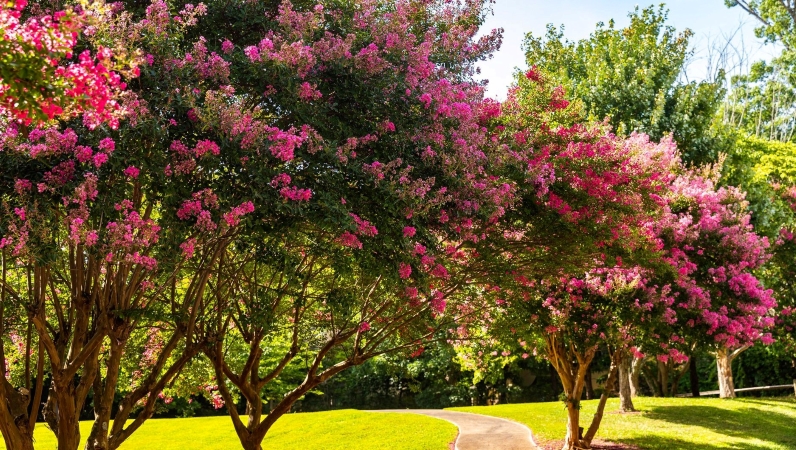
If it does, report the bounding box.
[725,0,796,50]
[523,5,729,166]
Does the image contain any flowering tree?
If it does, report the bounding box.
[0,2,249,449]
[455,67,683,449]
[648,169,776,399]
[158,1,515,449]
[0,0,135,127]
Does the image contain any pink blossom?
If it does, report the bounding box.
[180,238,197,258]
[194,139,220,157]
[223,201,255,226]
[298,82,322,101]
[403,226,416,238]
[124,166,140,178]
[93,152,108,168]
[98,137,115,152]
[280,186,312,202]
[336,231,362,249]
[398,263,412,279]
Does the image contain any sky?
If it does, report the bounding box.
[477,0,783,100]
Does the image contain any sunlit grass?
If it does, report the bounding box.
[451,396,796,449]
[3,409,457,450]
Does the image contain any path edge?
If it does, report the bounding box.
[367,409,541,450]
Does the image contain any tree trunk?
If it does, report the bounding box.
[716,348,735,399]
[57,413,81,450]
[657,360,670,397]
[791,359,796,396]
[583,353,620,446]
[630,356,643,397]
[0,384,37,450]
[689,354,700,397]
[0,429,35,450]
[584,369,596,400]
[241,438,264,450]
[562,400,583,450]
[86,342,124,450]
[617,355,635,412]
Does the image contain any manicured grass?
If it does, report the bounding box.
[1,410,457,450]
[451,396,796,449]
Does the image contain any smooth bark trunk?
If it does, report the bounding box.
[630,356,643,397]
[716,348,736,398]
[617,355,635,412]
[584,369,596,400]
[583,354,619,445]
[85,342,124,450]
[51,387,83,450]
[657,360,670,397]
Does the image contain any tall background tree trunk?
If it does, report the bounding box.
[618,355,635,412]
[689,353,700,397]
[630,356,644,397]
[584,369,596,400]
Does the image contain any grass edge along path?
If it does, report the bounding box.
[0,409,457,450]
[450,396,796,450]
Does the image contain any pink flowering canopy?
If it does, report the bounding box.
[2,0,509,448]
[0,0,137,127]
[649,170,776,353]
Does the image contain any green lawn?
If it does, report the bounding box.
[451,396,796,449]
[1,410,457,450]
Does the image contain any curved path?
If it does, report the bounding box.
[373,409,538,450]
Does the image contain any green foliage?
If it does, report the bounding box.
[722,135,796,235]
[523,5,728,165]
[726,0,796,49]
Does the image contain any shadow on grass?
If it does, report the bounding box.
[618,399,796,450]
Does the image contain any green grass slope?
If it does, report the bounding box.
[1,410,457,450]
[451,396,796,450]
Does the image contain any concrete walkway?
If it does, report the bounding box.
[374,409,537,450]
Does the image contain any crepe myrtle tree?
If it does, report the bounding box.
[0,0,137,127]
[454,67,684,449]
[0,117,254,450]
[202,236,489,450]
[606,167,777,407]
[134,0,510,449]
[0,2,268,449]
[646,169,776,399]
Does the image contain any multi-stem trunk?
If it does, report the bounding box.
[85,341,124,450]
[617,354,635,412]
[49,383,84,450]
[545,337,596,450]
[657,360,670,397]
[0,383,36,450]
[563,398,583,450]
[582,352,620,446]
